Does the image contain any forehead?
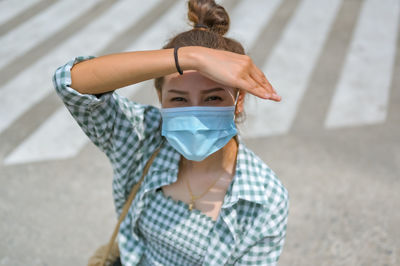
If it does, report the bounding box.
[163,71,233,94]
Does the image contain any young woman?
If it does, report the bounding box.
[53,0,289,265]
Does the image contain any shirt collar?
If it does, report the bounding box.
[221,134,271,207]
[143,135,271,207]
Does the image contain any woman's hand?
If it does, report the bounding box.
[180,46,281,101]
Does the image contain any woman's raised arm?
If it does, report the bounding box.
[71,46,281,101]
[71,48,179,94]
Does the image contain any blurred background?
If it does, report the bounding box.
[0,0,399,265]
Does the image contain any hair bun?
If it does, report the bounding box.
[187,0,230,36]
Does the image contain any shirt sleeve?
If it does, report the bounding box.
[52,56,162,158]
[234,194,289,265]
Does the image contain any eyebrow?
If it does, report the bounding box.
[168,87,226,95]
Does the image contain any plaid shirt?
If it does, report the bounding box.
[53,56,289,265]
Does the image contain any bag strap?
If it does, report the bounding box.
[101,142,163,264]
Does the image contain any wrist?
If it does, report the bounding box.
[178,46,204,72]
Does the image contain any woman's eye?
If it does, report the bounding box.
[171,97,187,102]
[205,96,222,102]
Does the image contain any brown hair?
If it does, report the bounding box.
[154,0,246,122]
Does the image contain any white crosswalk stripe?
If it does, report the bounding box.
[0,0,100,70]
[0,0,114,135]
[241,0,343,138]
[1,0,398,165]
[4,0,183,164]
[325,0,400,128]
[0,0,42,25]
[3,108,87,164]
[119,0,187,98]
[2,0,165,164]
[0,0,162,135]
[226,0,283,53]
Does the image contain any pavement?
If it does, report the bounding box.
[0,0,399,265]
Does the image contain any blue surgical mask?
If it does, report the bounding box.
[160,93,239,161]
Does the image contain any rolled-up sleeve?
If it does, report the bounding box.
[53,56,163,215]
[52,56,162,157]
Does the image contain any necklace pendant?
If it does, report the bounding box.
[189,202,193,211]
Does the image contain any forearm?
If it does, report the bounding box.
[70,47,199,94]
[69,46,279,101]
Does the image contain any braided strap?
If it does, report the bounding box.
[88,143,163,266]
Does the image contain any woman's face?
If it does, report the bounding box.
[159,71,244,113]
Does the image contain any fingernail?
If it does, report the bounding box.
[264,93,271,98]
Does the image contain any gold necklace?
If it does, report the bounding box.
[185,172,224,211]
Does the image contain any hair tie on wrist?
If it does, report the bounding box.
[194,23,209,29]
[174,46,183,75]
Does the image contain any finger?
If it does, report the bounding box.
[250,66,277,95]
[251,67,272,90]
[250,73,275,99]
[244,72,283,101]
[270,93,282,102]
[245,72,281,102]
[236,78,263,98]
[241,76,271,99]
[250,67,282,101]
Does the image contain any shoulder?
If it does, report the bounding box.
[236,143,289,234]
[112,93,161,126]
[235,144,289,244]
[107,94,163,158]
[239,143,289,206]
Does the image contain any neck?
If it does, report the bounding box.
[180,137,239,176]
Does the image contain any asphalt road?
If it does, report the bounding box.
[0,0,399,265]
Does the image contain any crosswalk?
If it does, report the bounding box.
[0,0,100,70]
[243,0,343,137]
[1,0,399,165]
[325,0,400,128]
[0,0,43,25]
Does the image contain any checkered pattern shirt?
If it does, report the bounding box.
[53,56,289,265]
[138,188,217,265]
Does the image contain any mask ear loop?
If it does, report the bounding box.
[234,90,240,106]
[233,90,240,120]
[223,88,240,119]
